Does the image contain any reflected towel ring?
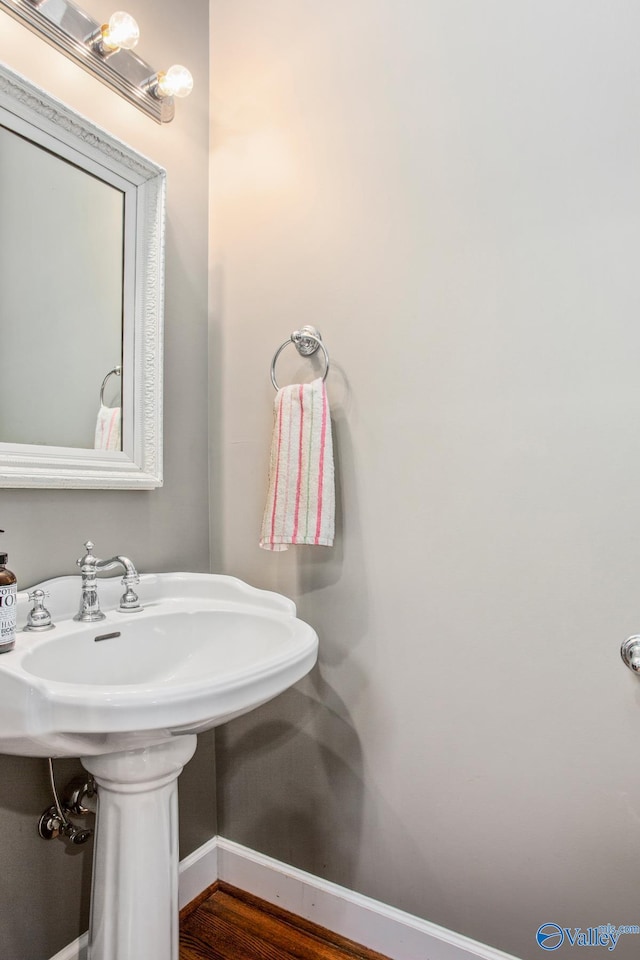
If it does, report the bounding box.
[100,365,122,406]
[270,326,330,391]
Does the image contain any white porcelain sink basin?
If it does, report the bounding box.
[1,572,318,758]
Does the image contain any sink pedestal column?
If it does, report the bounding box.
[81,735,198,960]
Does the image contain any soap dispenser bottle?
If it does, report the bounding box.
[0,532,17,652]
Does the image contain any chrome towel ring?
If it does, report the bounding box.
[100,365,122,406]
[270,326,330,391]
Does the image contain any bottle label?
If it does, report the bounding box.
[0,584,17,646]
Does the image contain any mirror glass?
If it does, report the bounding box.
[0,125,125,450]
[0,62,165,488]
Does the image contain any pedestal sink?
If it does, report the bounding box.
[0,573,318,960]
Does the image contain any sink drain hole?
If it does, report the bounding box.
[94,631,121,642]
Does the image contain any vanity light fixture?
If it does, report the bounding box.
[0,0,193,122]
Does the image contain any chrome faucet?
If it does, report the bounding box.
[74,541,142,623]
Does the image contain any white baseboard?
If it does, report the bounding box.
[216,837,521,960]
[50,836,521,960]
[178,836,218,911]
[49,932,88,960]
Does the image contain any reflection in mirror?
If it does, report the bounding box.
[0,62,165,488]
[0,125,125,450]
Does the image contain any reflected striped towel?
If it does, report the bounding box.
[94,404,121,451]
[260,378,335,551]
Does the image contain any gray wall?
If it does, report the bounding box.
[210,3,640,959]
[0,2,213,957]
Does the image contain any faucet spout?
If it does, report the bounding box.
[74,542,141,622]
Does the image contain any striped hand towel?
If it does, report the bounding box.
[94,404,121,451]
[260,378,335,551]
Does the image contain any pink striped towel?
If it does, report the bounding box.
[94,404,121,452]
[260,378,335,551]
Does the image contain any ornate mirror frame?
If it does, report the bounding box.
[0,62,165,489]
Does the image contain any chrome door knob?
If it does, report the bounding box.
[621,636,640,672]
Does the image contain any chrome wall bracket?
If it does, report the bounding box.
[621,635,640,673]
[292,325,323,357]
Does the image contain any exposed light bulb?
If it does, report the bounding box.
[100,11,140,52]
[155,64,194,99]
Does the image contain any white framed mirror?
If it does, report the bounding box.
[0,62,165,488]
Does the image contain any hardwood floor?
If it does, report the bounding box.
[179,882,392,960]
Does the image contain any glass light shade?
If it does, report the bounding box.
[102,11,140,51]
[157,64,194,99]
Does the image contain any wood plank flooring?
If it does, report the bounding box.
[179,882,392,960]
